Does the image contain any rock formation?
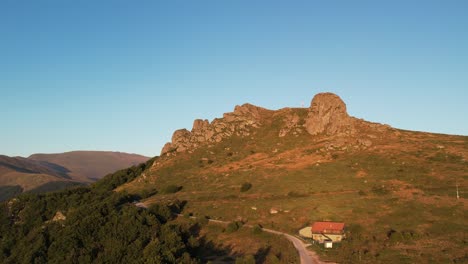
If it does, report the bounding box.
[161,103,271,155]
[160,92,390,156]
[304,93,355,136]
[278,110,303,137]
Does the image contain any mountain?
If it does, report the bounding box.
[119,92,467,263]
[28,151,149,182]
[0,151,149,201]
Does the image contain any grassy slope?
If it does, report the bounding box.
[174,217,299,263]
[122,108,467,263]
[0,171,84,201]
[0,151,149,201]
[0,171,66,191]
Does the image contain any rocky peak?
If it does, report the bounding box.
[304,93,355,135]
[223,103,267,123]
[160,92,383,156]
[192,119,210,132]
[161,103,270,156]
[232,103,264,119]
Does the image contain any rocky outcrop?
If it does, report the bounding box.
[279,111,303,137]
[160,92,393,156]
[304,93,355,136]
[161,104,270,155]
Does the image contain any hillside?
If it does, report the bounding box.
[0,155,78,201]
[29,151,149,182]
[120,93,467,263]
[0,158,299,263]
[0,151,149,201]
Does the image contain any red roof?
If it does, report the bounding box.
[312,222,345,234]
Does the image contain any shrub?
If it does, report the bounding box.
[162,185,181,194]
[226,221,243,233]
[197,216,209,226]
[235,255,255,264]
[252,224,263,235]
[267,255,281,264]
[183,212,192,218]
[148,204,173,223]
[287,191,308,197]
[139,188,157,199]
[372,185,390,195]
[240,182,252,192]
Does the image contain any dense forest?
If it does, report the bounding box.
[0,158,202,264]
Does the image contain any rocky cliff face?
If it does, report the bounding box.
[304,93,356,136]
[161,93,390,156]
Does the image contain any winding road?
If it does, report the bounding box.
[135,203,323,264]
[185,216,323,264]
[261,228,322,264]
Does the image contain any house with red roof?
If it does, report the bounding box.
[298,221,346,245]
[311,221,345,244]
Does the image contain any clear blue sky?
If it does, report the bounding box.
[1,0,467,157]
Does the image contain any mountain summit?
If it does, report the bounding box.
[305,92,354,135]
[161,93,387,156]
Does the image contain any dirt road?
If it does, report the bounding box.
[136,204,323,264]
[198,217,324,264]
[262,228,326,264]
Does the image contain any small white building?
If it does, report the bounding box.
[324,240,333,248]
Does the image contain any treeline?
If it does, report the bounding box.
[0,157,201,264]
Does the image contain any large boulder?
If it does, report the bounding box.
[304,93,355,135]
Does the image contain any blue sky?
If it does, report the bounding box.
[1,0,467,157]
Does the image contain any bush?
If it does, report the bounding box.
[183,212,192,218]
[372,185,390,195]
[162,185,182,194]
[235,255,255,264]
[267,255,281,264]
[226,221,243,233]
[148,203,173,223]
[139,188,158,199]
[252,224,263,235]
[287,191,308,197]
[388,229,419,244]
[240,182,252,192]
[197,216,210,226]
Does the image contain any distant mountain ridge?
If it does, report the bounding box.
[28,151,149,182]
[0,151,149,201]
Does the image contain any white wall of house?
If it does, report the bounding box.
[312,233,343,243]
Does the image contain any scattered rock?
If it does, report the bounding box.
[279,111,302,137]
[52,211,66,222]
[358,139,373,147]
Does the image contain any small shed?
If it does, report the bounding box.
[324,240,333,248]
